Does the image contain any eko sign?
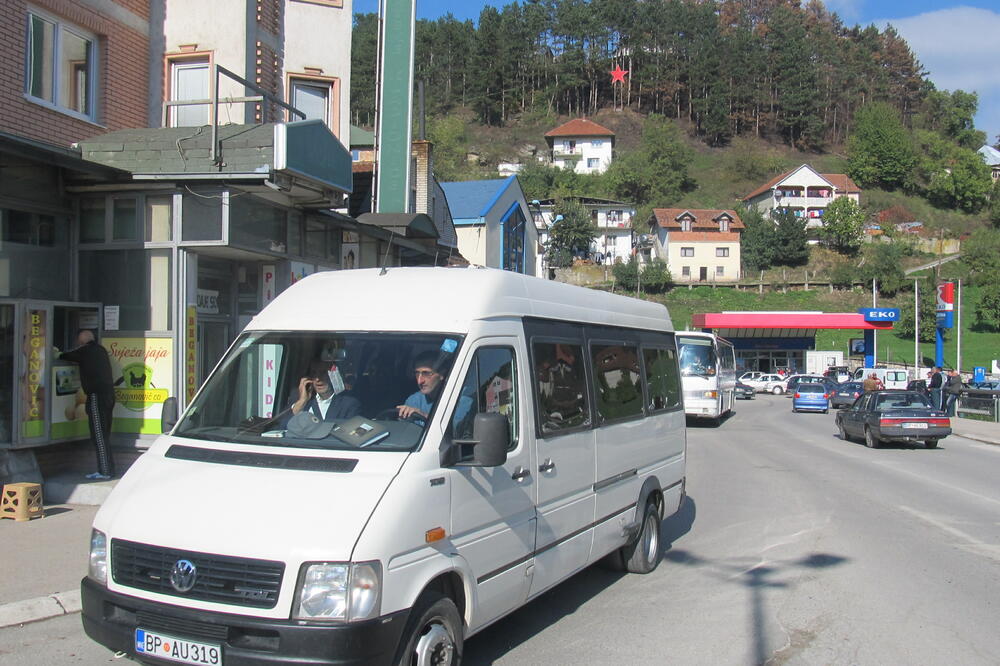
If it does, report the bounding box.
[857,307,900,322]
[936,282,955,329]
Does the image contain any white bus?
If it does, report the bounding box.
[677,331,737,422]
[81,267,687,665]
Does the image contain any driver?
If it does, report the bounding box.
[290,359,361,421]
[396,351,471,424]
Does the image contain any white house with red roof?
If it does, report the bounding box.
[649,208,744,282]
[742,164,861,228]
[544,118,615,174]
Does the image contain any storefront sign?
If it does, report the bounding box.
[197,288,220,314]
[22,309,47,438]
[290,261,315,284]
[50,365,89,440]
[105,337,174,434]
[262,265,276,306]
[186,306,197,403]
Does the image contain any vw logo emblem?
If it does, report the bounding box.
[169,559,198,593]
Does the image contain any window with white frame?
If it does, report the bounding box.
[719,217,729,232]
[680,217,692,232]
[716,247,729,257]
[680,247,694,257]
[290,78,331,125]
[168,57,210,127]
[587,158,599,169]
[25,9,97,120]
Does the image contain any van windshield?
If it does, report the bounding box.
[174,331,464,452]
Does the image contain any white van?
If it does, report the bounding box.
[852,367,909,389]
[81,267,687,665]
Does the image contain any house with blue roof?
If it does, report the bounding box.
[440,176,538,275]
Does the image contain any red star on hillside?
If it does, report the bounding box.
[610,65,629,84]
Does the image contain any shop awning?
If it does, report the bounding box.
[692,311,894,338]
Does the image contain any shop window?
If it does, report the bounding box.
[146,196,173,242]
[112,198,139,241]
[79,198,105,243]
[25,9,97,121]
[0,208,70,298]
[533,341,589,435]
[591,343,643,422]
[78,249,172,331]
[230,196,287,254]
[168,56,210,127]
[287,213,303,256]
[305,218,326,257]
[181,188,224,241]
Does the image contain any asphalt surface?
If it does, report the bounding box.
[2,396,998,664]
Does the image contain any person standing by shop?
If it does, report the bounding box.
[928,366,944,410]
[943,369,964,417]
[59,330,116,479]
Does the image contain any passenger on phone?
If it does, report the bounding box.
[290,359,361,421]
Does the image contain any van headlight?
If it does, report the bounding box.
[89,529,108,584]
[293,561,381,622]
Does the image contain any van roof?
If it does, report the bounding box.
[247,267,673,334]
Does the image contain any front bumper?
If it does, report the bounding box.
[81,577,409,665]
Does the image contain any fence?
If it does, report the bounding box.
[957,389,1000,422]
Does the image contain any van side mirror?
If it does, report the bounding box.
[472,413,509,467]
[161,397,179,433]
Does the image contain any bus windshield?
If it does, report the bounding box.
[677,336,717,378]
[174,331,464,452]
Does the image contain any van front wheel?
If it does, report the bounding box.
[395,592,463,666]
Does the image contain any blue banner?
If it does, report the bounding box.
[857,307,900,322]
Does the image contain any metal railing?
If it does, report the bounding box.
[956,390,1000,422]
[162,64,306,166]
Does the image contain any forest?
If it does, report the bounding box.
[350,0,985,151]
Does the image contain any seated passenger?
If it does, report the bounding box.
[289,359,361,422]
[397,351,472,426]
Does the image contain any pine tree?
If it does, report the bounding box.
[771,209,809,267]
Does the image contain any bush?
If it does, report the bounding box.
[612,258,672,294]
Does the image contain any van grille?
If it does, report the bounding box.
[111,539,284,609]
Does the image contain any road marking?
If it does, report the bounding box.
[897,505,1000,562]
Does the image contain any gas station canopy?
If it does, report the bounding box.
[692,312,895,338]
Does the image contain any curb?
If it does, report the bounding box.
[0,589,80,629]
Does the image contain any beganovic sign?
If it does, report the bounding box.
[23,309,47,432]
[105,338,172,412]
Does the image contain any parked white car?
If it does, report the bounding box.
[743,373,787,394]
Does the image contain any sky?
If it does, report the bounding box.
[354,0,1000,146]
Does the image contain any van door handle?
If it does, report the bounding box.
[511,467,531,482]
[538,459,555,473]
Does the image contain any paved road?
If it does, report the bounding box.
[3,396,998,665]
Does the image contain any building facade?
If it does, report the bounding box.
[742,164,861,229]
[531,197,636,277]
[441,176,537,275]
[649,209,744,283]
[544,118,614,175]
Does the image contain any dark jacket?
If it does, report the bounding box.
[929,371,943,390]
[60,341,114,395]
[288,392,361,423]
[945,373,964,395]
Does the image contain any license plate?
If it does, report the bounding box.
[902,422,928,429]
[135,628,221,665]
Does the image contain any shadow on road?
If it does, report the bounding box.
[664,547,848,665]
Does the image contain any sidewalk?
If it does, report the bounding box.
[1,417,997,630]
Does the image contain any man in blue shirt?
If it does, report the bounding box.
[397,351,472,426]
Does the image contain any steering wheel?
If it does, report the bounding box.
[374,407,424,424]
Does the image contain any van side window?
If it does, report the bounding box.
[591,343,643,422]
[452,347,518,454]
[533,342,590,435]
[643,347,681,412]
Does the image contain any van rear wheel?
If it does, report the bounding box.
[395,592,463,666]
[623,501,662,574]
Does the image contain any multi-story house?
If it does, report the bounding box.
[649,208,744,283]
[742,164,861,229]
[531,197,636,276]
[544,118,615,175]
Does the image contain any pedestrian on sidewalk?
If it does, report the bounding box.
[58,330,116,479]
[943,369,964,417]
[929,366,944,410]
